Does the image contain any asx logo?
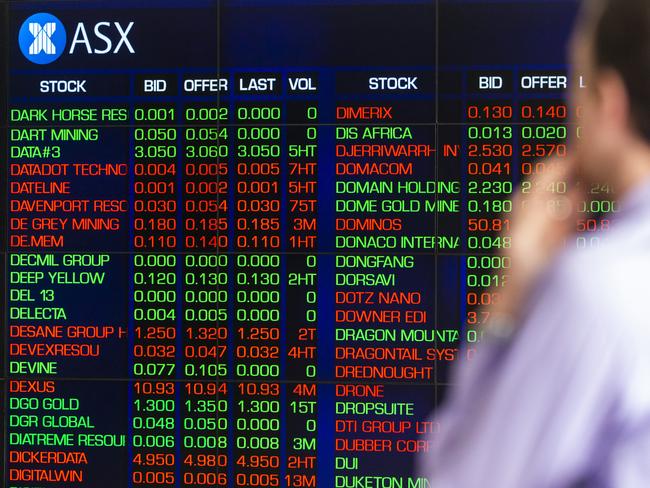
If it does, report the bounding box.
[19,13,66,64]
[19,12,134,65]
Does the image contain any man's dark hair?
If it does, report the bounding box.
[590,0,650,139]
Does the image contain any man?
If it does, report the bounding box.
[418,0,650,485]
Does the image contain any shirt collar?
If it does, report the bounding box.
[613,176,650,222]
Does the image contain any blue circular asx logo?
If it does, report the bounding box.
[19,13,67,65]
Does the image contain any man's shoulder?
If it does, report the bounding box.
[548,234,650,340]
[557,230,650,290]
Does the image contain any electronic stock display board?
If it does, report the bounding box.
[1,1,584,486]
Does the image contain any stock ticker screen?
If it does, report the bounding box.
[1,0,584,487]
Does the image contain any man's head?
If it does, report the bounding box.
[570,0,650,191]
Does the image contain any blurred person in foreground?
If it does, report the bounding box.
[417,0,650,486]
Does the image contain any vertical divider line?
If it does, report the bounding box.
[214,2,222,486]
[126,70,135,488]
[175,69,183,488]
[217,1,223,484]
[434,0,440,425]
[3,3,8,484]
[279,68,288,486]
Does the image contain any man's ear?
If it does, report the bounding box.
[595,68,631,133]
